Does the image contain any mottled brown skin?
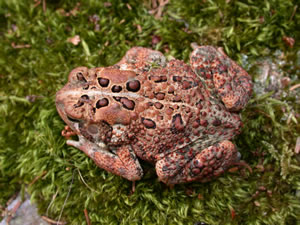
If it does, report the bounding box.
[56,45,252,184]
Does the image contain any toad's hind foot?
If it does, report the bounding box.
[190,45,252,111]
[116,47,166,70]
[155,140,239,185]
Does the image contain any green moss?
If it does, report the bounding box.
[0,0,299,224]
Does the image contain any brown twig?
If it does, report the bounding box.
[149,0,169,19]
[132,181,136,193]
[33,0,41,8]
[11,42,31,49]
[289,5,298,21]
[84,209,91,225]
[289,83,300,91]
[253,109,272,119]
[41,216,67,225]
[43,0,46,12]
[152,0,158,9]
[29,171,47,187]
[295,137,300,154]
[233,160,253,173]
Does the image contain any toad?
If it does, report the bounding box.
[56,44,252,184]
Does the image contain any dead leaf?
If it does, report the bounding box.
[126,3,132,10]
[67,35,81,45]
[230,208,236,219]
[197,193,203,200]
[57,2,80,17]
[11,42,31,49]
[136,24,142,33]
[151,35,161,46]
[290,83,300,91]
[282,36,295,48]
[149,0,169,19]
[104,2,112,7]
[254,201,261,207]
[228,166,239,173]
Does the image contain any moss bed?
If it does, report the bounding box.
[0,0,299,224]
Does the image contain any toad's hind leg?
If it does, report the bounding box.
[190,44,252,111]
[67,135,143,181]
[155,140,239,185]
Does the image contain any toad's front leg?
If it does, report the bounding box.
[155,140,239,185]
[67,135,143,181]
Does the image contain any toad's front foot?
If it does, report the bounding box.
[67,135,143,181]
[61,125,76,139]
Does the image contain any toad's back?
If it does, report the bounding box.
[56,59,242,163]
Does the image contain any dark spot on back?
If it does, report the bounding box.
[81,95,89,100]
[126,80,141,92]
[112,85,122,92]
[171,114,185,133]
[182,80,192,90]
[113,96,121,102]
[120,97,135,110]
[147,102,153,107]
[212,118,221,126]
[172,95,182,102]
[154,102,163,109]
[155,92,165,100]
[168,86,175,94]
[96,98,109,108]
[173,76,182,82]
[83,83,89,90]
[98,77,110,87]
[151,75,167,83]
[141,118,156,129]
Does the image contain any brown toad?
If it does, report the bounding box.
[56,45,252,184]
